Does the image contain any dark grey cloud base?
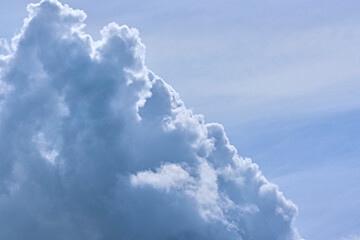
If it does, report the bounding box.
[0,1,301,239]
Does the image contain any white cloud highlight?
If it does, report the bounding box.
[131,163,195,192]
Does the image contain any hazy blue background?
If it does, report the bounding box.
[1,1,359,239]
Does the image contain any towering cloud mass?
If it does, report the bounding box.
[0,1,301,239]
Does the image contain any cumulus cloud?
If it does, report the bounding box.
[0,0,301,239]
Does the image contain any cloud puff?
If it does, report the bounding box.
[0,0,301,239]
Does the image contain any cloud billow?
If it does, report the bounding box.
[0,1,301,239]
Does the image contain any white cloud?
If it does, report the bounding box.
[0,38,11,56]
[32,132,59,164]
[131,163,195,192]
[0,0,301,239]
[342,234,360,240]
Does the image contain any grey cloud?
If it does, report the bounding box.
[0,0,301,239]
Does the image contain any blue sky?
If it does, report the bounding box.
[1,1,359,239]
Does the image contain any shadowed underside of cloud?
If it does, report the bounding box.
[0,1,301,239]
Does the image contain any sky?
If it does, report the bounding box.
[0,0,359,239]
